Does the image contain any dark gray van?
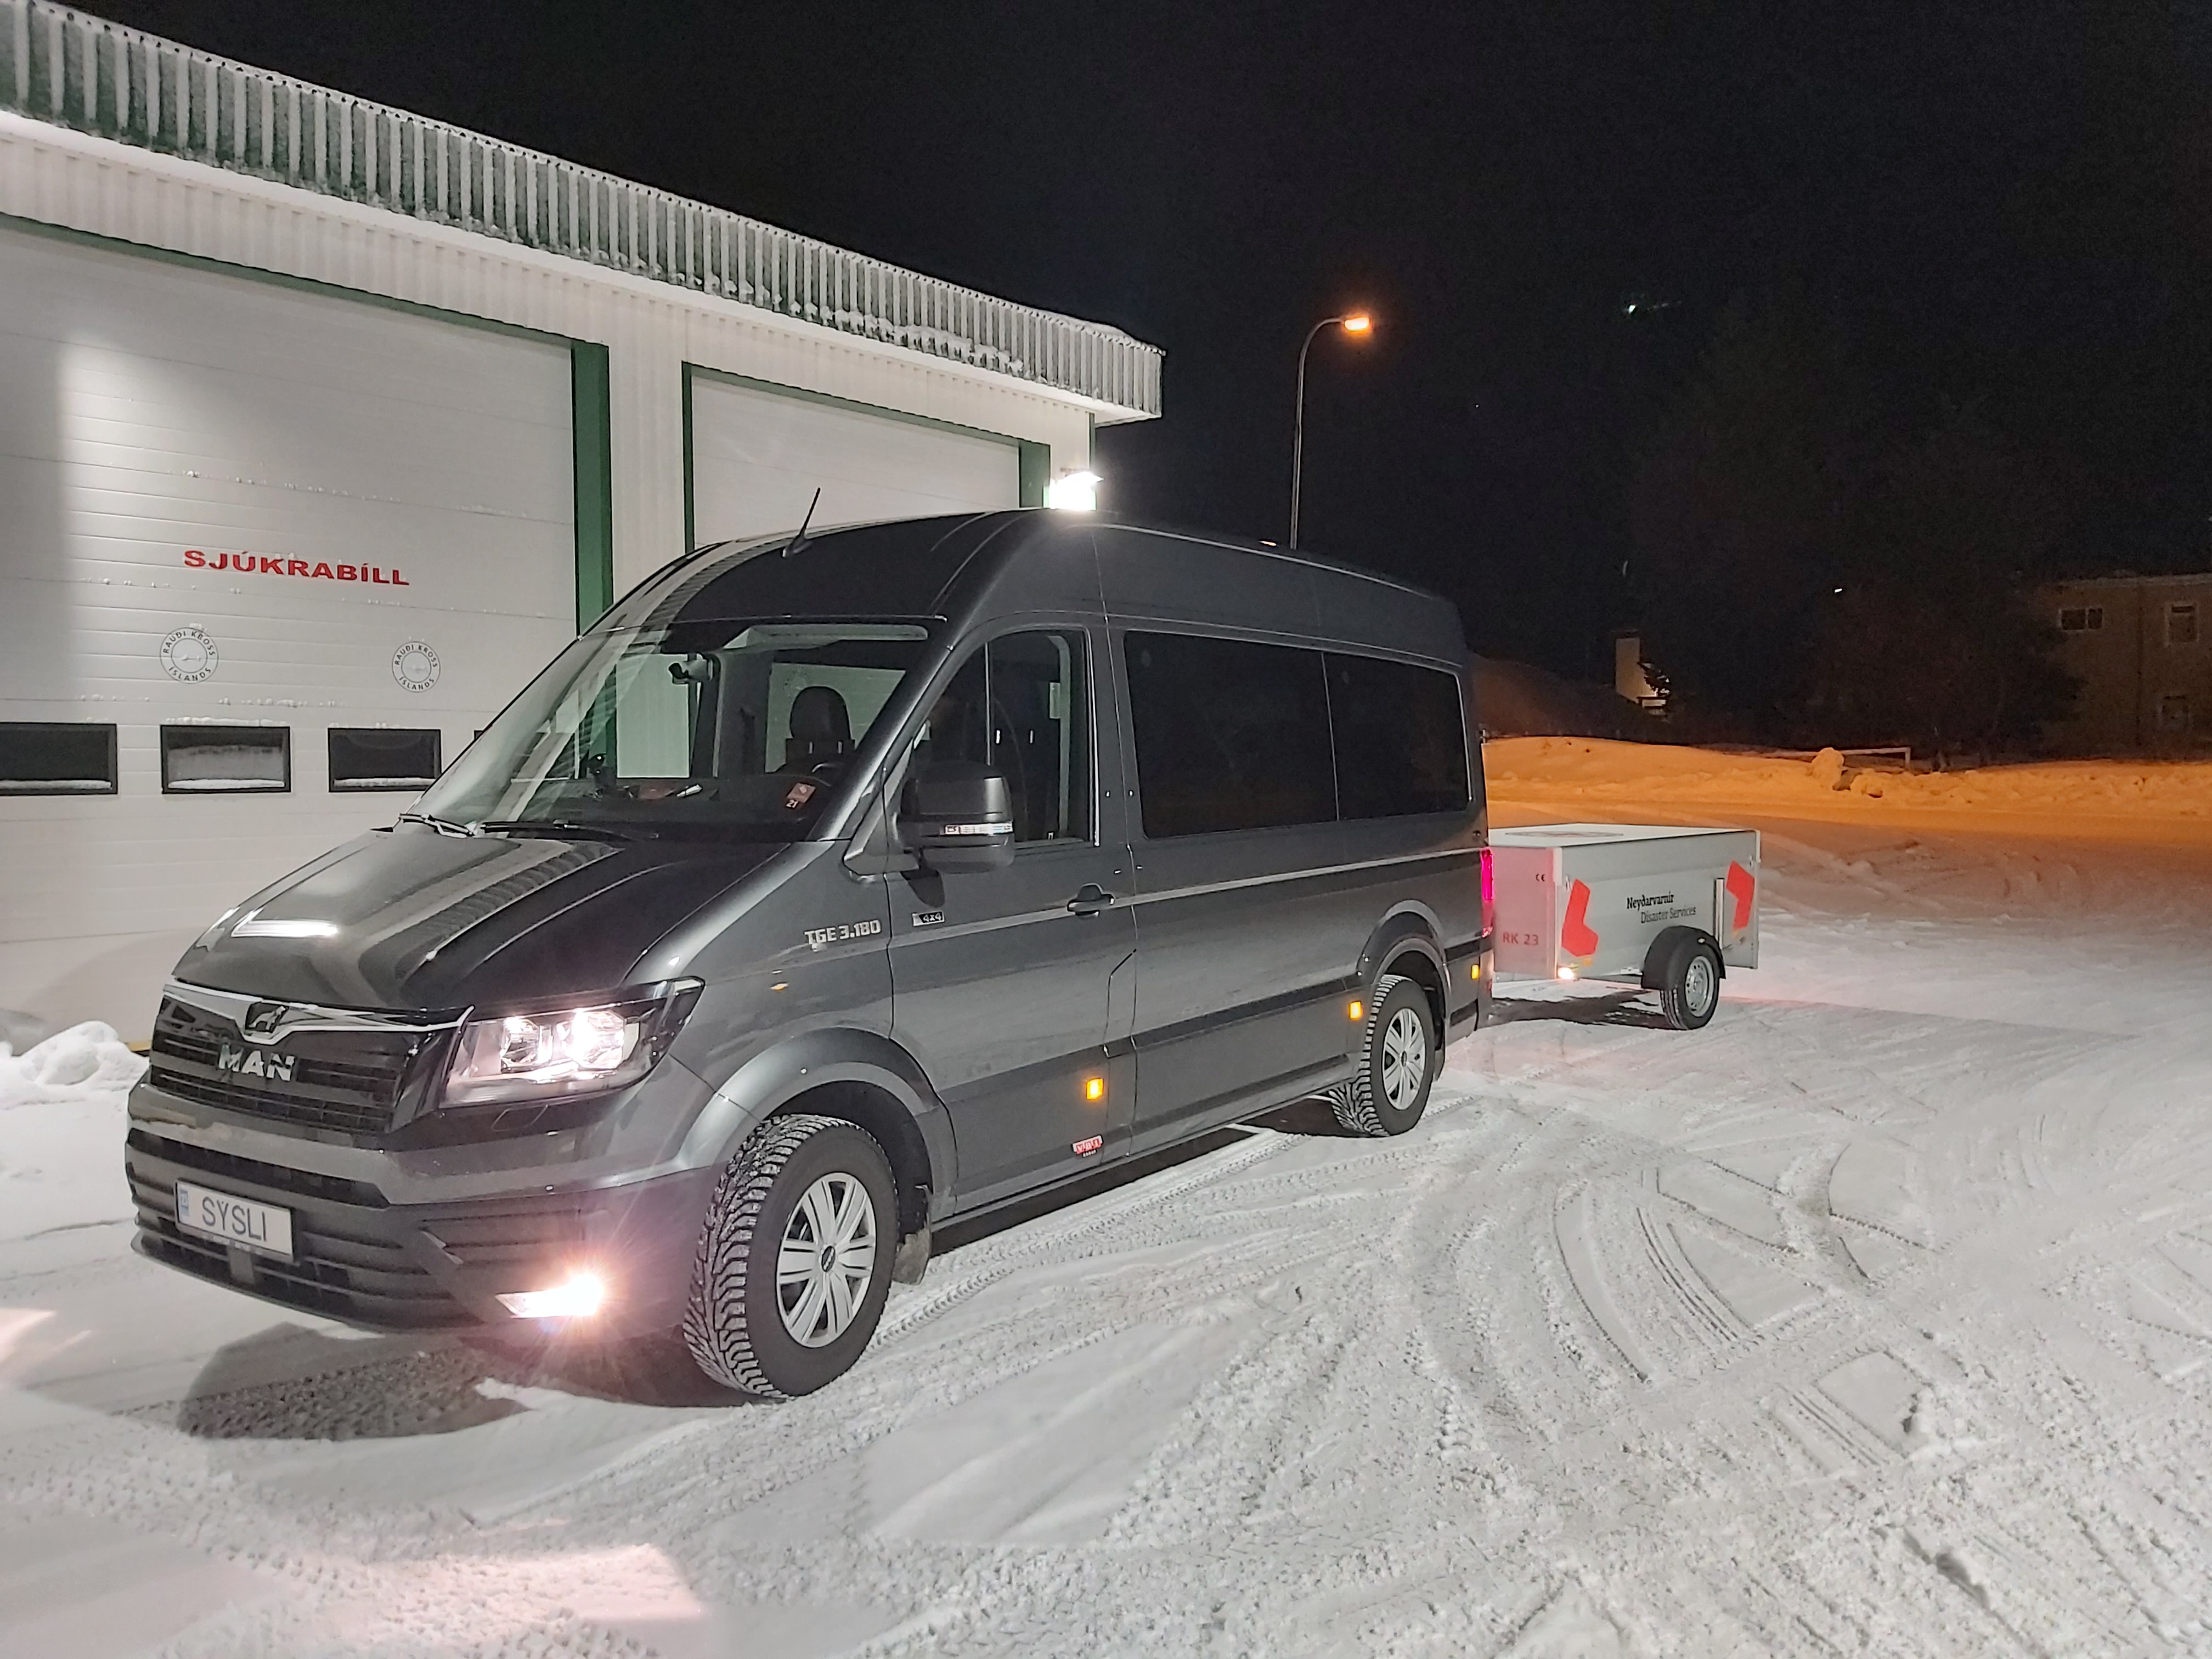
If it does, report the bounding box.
[126,512,1493,1396]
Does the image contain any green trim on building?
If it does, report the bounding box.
[1,210,616,636]
[681,362,698,556]
[1017,442,1051,508]
[571,343,615,629]
[682,362,1041,534]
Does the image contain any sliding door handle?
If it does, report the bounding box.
[1066,883,1116,917]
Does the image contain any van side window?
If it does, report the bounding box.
[1325,654,1470,818]
[1124,632,1334,837]
[926,630,1091,844]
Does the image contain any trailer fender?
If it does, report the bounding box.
[1640,924,1725,989]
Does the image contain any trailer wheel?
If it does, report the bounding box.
[1331,974,1436,1137]
[681,1114,896,1399]
[1649,929,1723,1030]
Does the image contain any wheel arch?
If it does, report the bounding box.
[1359,904,1448,1035]
[678,1027,951,1239]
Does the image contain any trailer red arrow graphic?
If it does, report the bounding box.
[1561,878,1600,956]
[1725,861,1755,932]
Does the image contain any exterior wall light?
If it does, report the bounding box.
[1046,470,1101,511]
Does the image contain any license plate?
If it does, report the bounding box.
[174,1180,295,1261]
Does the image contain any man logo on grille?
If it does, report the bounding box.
[217,1041,297,1083]
[242,1002,288,1042]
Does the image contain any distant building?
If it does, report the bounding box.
[2038,574,2212,754]
[1611,631,1666,712]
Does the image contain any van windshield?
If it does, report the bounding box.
[414,620,935,840]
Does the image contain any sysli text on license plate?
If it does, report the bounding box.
[174,1180,295,1261]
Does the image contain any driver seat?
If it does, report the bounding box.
[782,685,853,769]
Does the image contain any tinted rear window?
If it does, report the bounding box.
[1325,653,1469,818]
[1124,632,1334,836]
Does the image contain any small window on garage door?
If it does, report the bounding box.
[329,728,442,791]
[0,722,118,794]
[161,725,290,794]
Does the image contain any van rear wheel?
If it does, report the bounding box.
[681,1114,896,1399]
[1330,973,1436,1137]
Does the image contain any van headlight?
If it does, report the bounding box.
[442,981,702,1107]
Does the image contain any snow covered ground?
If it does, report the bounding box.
[5,784,2212,1655]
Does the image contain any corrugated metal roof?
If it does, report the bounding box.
[0,0,1163,417]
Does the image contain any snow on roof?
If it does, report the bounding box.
[0,0,1163,418]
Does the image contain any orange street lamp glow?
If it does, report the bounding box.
[1291,312,1381,548]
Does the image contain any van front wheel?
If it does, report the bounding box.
[681,1114,896,1399]
[1330,973,1436,1137]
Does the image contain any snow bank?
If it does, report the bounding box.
[1486,735,2212,829]
[0,1022,144,1250]
[1,1021,147,1108]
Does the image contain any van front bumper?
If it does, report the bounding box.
[124,1124,718,1338]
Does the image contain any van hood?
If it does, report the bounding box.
[174,824,782,1011]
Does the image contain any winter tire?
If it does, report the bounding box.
[1654,932,1723,1030]
[681,1114,896,1399]
[1330,973,1436,1137]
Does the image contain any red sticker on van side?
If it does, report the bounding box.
[1561,879,1600,957]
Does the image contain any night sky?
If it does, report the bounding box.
[101,2,2212,679]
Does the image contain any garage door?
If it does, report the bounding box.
[689,373,1022,548]
[0,224,578,1031]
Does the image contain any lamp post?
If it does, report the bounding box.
[1289,312,1373,549]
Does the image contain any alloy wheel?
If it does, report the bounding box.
[776,1172,878,1347]
[1381,1006,1427,1110]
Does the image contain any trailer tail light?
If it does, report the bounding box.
[1480,848,1496,935]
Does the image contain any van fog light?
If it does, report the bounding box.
[1557,967,1579,982]
[497,1271,608,1320]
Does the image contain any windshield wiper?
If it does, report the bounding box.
[476,818,659,843]
[397,810,481,837]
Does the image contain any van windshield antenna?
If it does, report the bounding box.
[781,488,823,559]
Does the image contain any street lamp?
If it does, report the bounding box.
[1289,312,1374,550]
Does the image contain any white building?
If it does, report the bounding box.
[0,0,1161,1034]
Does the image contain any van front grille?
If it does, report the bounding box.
[146,996,454,1137]
[124,1127,387,1208]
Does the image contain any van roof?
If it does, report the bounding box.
[600,511,1463,662]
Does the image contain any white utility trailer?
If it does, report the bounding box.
[1488,823,1760,1029]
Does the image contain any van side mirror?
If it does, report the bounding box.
[899,761,1015,873]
